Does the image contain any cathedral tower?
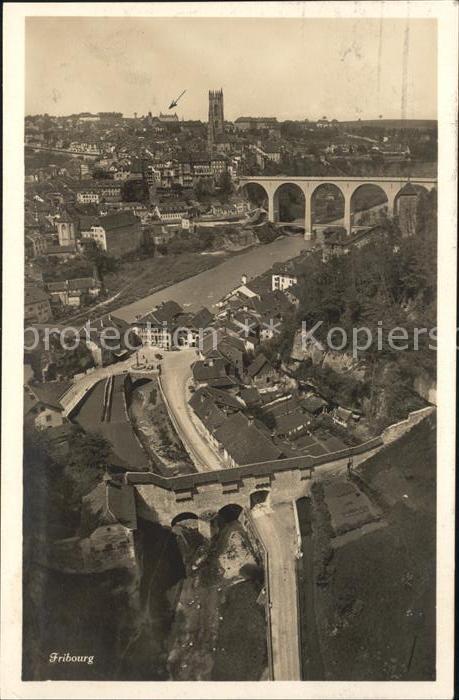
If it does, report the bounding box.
[208,89,224,149]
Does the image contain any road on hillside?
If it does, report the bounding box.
[160,349,221,472]
[252,501,302,680]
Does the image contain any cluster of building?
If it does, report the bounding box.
[124,261,359,468]
[45,276,101,309]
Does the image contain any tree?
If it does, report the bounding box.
[281,121,305,140]
[140,228,156,257]
[92,168,111,180]
[23,429,67,538]
[249,405,276,431]
[62,431,113,511]
[82,239,119,292]
[121,178,149,202]
[218,170,234,198]
[263,160,282,176]
[370,152,384,166]
[67,430,112,471]
[194,177,214,201]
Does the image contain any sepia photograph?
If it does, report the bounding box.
[2,2,457,698]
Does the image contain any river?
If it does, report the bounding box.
[113,234,310,323]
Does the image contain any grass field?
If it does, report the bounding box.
[312,414,436,680]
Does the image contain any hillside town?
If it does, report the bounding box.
[23,92,439,683]
[25,98,435,320]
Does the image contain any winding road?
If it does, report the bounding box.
[159,349,222,471]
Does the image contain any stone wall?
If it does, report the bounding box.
[130,405,435,530]
[381,406,435,445]
[240,509,265,563]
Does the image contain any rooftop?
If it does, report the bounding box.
[214,411,283,466]
[235,117,278,123]
[100,212,141,231]
[302,395,329,414]
[247,352,270,378]
[137,300,183,326]
[30,381,72,410]
[80,480,137,537]
[192,357,229,383]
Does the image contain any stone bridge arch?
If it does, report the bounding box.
[272,182,306,224]
[349,182,390,229]
[250,489,270,508]
[310,182,346,235]
[238,180,272,214]
[171,511,199,528]
[217,503,243,522]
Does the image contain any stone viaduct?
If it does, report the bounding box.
[124,437,382,537]
[238,175,437,238]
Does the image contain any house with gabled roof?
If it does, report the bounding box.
[189,389,227,450]
[191,357,237,389]
[213,411,283,468]
[24,381,72,430]
[80,212,142,256]
[132,302,215,351]
[50,477,138,574]
[245,353,280,390]
[132,300,183,349]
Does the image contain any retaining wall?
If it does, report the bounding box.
[382,406,435,444]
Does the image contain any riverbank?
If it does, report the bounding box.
[113,234,309,323]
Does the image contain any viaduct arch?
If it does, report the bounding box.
[238,176,437,239]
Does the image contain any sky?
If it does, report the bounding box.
[26,16,437,120]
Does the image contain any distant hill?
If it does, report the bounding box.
[339,119,437,130]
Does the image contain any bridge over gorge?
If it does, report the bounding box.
[117,405,433,679]
[238,175,437,238]
[125,435,382,537]
[120,437,381,680]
